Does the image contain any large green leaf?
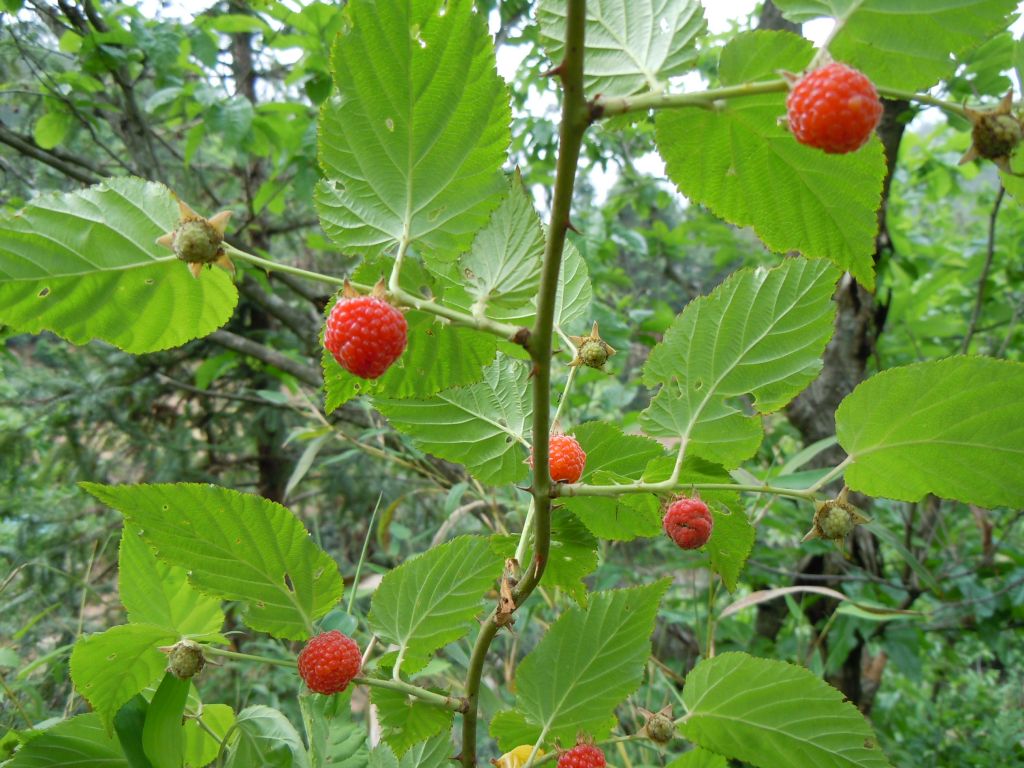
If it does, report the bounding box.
[655,32,884,288]
[667,749,728,768]
[538,0,707,97]
[374,356,533,485]
[773,0,1018,91]
[8,714,128,767]
[69,623,176,732]
[373,687,453,757]
[142,673,190,768]
[835,357,1024,508]
[119,528,224,639]
[367,536,501,667]
[323,309,498,413]
[225,705,311,768]
[682,653,890,768]
[315,0,509,255]
[83,483,343,640]
[641,259,838,467]
[0,177,237,353]
[368,735,450,768]
[492,580,669,750]
[300,693,369,768]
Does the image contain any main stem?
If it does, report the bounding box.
[460,1,590,764]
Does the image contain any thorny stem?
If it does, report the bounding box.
[460,1,590,764]
[556,480,818,503]
[226,245,524,342]
[595,79,972,120]
[201,646,463,710]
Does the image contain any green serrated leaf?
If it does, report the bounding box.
[539,0,707,97]
[682,652,891,768]
[396,734,451,768]
[83,483,343,640]
[774,0,1019,91]
[655,32,884,288]
[142,673,190,768]
[836,356,1024,508]
[0,178,238,353]
[373,687,453,757]
[315,0,509,255]
[491,508,598,605]
[706,502,755,592]
[183,703,235,768]
[368,536,501,665]
[374,356,533,484]
[8,714,128,767]
[426,173,543,318]
[323,309,498,412]
[667,748,728,768]
[119,529,224,639]
[225,705,310,768]
[640,259,838,467]
[495,580,670,750]
[300,694,369,768]
[70,624,176,733]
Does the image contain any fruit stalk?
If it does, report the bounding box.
[460,0,590,764]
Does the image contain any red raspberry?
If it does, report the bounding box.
[663,497,713,550]
[324,293,407,379]
[785,62,883,154]
[530,434,586,483]
[557,744,606,768]
[297,630,361,695]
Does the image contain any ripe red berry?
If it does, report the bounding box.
[557,744,606,768]
[663,497,713,550]
[324,293,407,380]
[785,62,883,154]
[297,630,361,695]
[531,434,586,483]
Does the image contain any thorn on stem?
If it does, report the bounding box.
[541,62,565,79]
[566,219,580,234]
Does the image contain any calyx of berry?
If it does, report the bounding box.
[959,91,1024,173]
[568,321,616,370]
[639,705,676,744]
[802,486,870,552]
[156,200,234,279]
[160,639,206,679]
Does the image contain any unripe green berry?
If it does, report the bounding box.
[173,219,223,264]
[579,339,611,369]
[166,640,206,679]
[818,503,856,540]
[644,711,675,744]
[973,113,1023,160]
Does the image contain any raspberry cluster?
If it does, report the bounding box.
[786,62,883,154]
[557,743,606,768]
[297,630,361,695]
[324,294,407,380]
[531,434,587,483]
[663,497,713,550]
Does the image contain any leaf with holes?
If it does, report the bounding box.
[315,0,509,255]
[0,177,237,353]
[119,528,224,639]
[69,624,176,733]
[641,258,838,468]
[82,483,342,640]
